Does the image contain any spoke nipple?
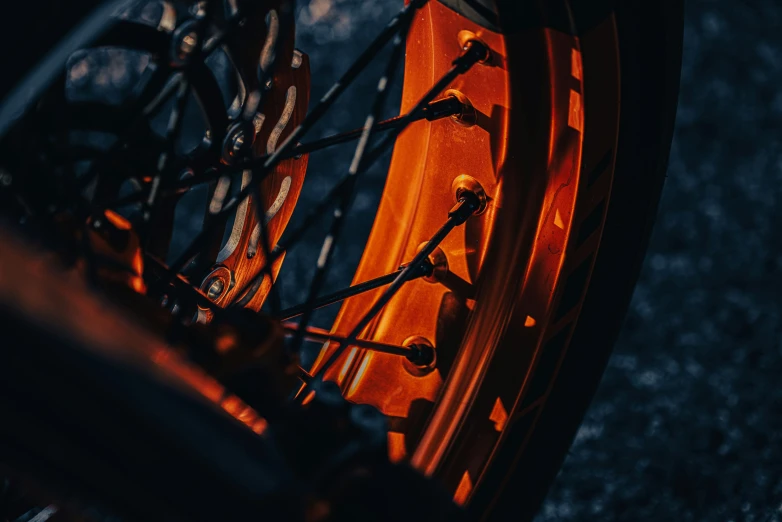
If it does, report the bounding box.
[403,336,436,376]
[416,243,448,283]
[452,174,488,216]
[457,30,491,65]
[201,267,234,303]
[222,122,254,163]
[443,90,477,127]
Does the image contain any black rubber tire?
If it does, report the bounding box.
[469,1,684,520]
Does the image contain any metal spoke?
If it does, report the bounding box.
[160,0,427,295]
[257,0,427,174]
[104,96,463,208]
[227,174,346,307]
[143,78,190,219]
[298,367,313,383]
[13,0,499,413]
[143,0,220,221]
[249,183,282,311]
[282,323,422,360]
[287,96,461,155]
[276,260,434,321]
[287,12,413,357]
[221,42,486,312]
[302,192,482,392]
[71,0,251,197]
[362,38,489,170]
[144,253,222,315]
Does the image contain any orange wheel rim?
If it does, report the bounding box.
[299,1,587,505]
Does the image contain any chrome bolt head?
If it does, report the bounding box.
[206,278,225,300]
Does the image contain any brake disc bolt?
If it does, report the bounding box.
[206,278,225,300]
[201,266,234,302]
[223,123,253,163]
[230,132,245,155]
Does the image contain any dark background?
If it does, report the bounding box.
[291,0,782,520]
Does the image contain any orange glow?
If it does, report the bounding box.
[571,47,583,81]
[252,418,269,435]
[488,397,508,432]
[301,390,316,406]
[303,3,590,502]
[568,89,584,132]
[554,208,565,229]
[315,0,513,418]
[347,352,373,397]
[0,229,270,439]
[388,432,407,463]
[215,332,238,354]
[104,209,132,230]
[453,471,473,506]
[337,347,358,383]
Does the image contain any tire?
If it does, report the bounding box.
[468,1,684,520]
